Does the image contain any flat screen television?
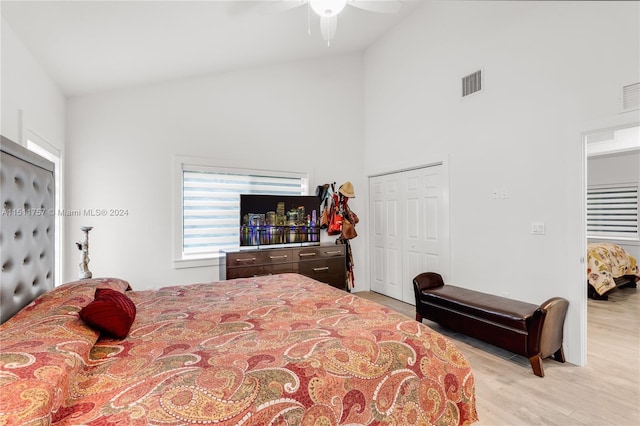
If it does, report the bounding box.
[239,194,321,247]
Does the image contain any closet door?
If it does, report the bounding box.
[370,174,403,300]
[370,165,449,304]
[402,166,447,304]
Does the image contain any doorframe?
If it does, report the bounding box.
[577,112,639,366]
[366,156,451,295]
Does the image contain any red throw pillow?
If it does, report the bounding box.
[79,288,136,339]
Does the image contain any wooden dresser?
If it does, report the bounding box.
[225,244,346,290]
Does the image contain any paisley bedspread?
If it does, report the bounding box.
[587,243,640,295]
[0,273,478,425]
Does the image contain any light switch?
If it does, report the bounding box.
[531,222,546,235]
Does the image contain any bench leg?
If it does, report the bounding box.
[529,354,544,377]
[553,346,566,363]
[415,312,423,322]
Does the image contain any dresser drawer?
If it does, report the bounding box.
[294,245,345,261]
[296,257,346,290]
[262,249,293,264]
[226,263,294,279]
[227,249,293,267]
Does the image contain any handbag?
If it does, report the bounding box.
[351,212,359,224]
[342,217,357,239]
[320,206,329,229]
[328,210,343,235]
[327,191,343,235]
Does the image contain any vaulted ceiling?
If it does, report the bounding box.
[2,0,423,97]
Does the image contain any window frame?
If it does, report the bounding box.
[173,156,310,269]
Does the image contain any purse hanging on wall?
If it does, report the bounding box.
[340,197,358,240]
[319,184,331,229]
[320,205,329,229]
[327,187,342,235]
[328,209,343,235]
[341,217,357,239]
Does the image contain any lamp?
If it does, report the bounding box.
[76,226,93,279]
[266,0,401,46]
[308,0,347,46]
[309,0,347,17]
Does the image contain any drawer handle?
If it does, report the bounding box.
[324,250,342,255]
[235,257,256,263]
[313,267,330,272]
[299,252,317,257]
[269,255,288,259]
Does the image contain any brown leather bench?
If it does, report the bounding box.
[413,272,569,377]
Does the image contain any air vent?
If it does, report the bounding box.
[622,82,639,111]
[462,70,482,98]
[586,131,615,145]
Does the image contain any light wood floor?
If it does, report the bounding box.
[354,287,640,426]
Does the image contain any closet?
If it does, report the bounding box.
[369,164,450,304]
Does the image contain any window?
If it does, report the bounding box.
[176,159,308,264]
[587,183,639,240]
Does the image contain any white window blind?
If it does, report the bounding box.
[587,184,639,239]
[182,167,306,256]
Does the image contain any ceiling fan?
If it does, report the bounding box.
[265,0,403,45]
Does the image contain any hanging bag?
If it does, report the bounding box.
[327,190,343,235]
[319,185,330,229]
[320,205,329,229]
[340,199,358,240]
[328,209,343,235]
[341,217,357,239]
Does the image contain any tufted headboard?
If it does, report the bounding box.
[1,135,55,324]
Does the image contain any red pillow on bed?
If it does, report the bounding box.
[79,288,136,339]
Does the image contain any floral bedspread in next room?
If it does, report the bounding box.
[587,243,640,295]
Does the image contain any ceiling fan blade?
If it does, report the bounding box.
[259,0,308,15]
[320,15,338,43]
[348,0,402,14]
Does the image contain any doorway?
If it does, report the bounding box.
[581,120,639,365]
[369,163,450,304]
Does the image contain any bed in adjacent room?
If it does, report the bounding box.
[0,135,478,425]
[587,242,639,299]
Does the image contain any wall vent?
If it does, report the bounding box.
[585,131,615,145]
[462,70,482,98]
[623,82,639,111]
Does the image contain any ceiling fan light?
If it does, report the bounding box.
[309,0,347,17]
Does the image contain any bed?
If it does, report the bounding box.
[1,274,478,425]
[587,243,639,299]
[0,135,478,425]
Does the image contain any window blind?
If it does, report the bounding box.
[587,184,639,239]
[183,169,305,255]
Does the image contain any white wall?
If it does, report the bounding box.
[66,54,366,290]
[587,150,640,260]
[1,17,66,280]
[363,0,639,365]
[1,18,65,146]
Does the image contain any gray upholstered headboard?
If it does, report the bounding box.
[1,135,55,324]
